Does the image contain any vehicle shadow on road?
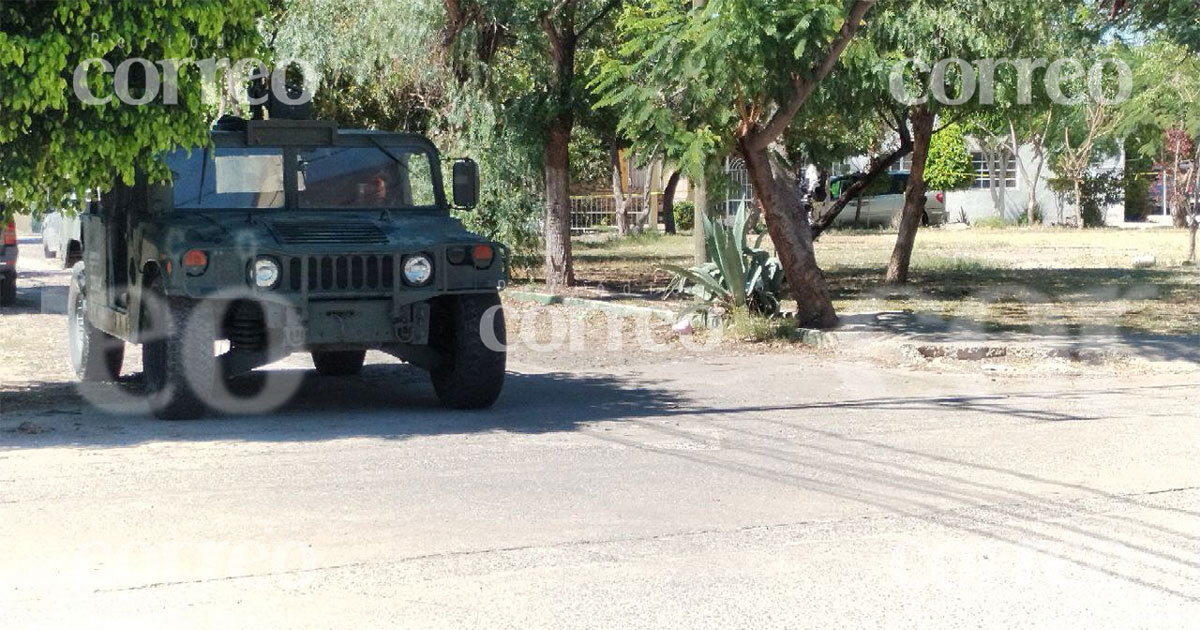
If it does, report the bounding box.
[0,363,691,448]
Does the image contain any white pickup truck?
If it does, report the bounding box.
[812,172,948,228]
[40,210,82,268]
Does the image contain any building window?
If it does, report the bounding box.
[888,155,913,173]
[970,151,1017,190]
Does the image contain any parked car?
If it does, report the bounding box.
[812,172,947,228]
[1,219,17,305]
[41,199,84,267]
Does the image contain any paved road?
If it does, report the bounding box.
[2,234,1199,627]
[3,354,1198,627]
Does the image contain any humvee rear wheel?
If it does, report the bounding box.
[141,277,215,420]
[67,263,124,380]
[0,273,14,306]
[429,294,506,409]
[312,350,366,376]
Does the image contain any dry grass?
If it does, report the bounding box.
[520,227,1200,336]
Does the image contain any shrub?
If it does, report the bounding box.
[925,123,976,191]
[1124,173,1153,222]
[1016,203,1045,226]
[971,215,1014,229]
[663,203,786,317]
[727,307,799,342]
[673,201,695,231]
[1048,172,1123,227]
[1079,173,1124,227]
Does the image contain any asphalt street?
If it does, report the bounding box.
[2,239,1199,628]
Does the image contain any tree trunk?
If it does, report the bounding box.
[693,164,708,264]
[661,169,681,234]
[1171,153,1188,228]
[886,105,934,285]
[1080,178,1089,228]
[1027,150,1045,224]
[544,121,575,289]
[610,138,628,236]
[739,140,838,328]
[1189,220,1197,264]
[1191,145,1200,263]
[541,10,577,289]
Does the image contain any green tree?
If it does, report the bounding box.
[270,0,548,268]
[867,0,1055,283]
[439,0,625,290]
[595,0,878,327]
[924,123,973,191]
[269,0,443,132]
[0,0,266,218]
[1121,38,1200,228]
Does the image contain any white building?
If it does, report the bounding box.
[943,138,1126,226]
[834,137,1128,227]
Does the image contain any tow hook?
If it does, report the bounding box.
[394,303,430,344]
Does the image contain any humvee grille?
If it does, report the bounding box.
[271,221,388,245]
[287,255,396,292]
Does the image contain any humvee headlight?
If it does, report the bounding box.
[403,254,433,286]
[252,257,281,289]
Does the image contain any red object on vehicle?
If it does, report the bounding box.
[2,221,16,246]
[182,249,208,274]
[935,192,945,203]
[472,244,494,262]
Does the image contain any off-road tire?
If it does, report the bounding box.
[0,273,15,306]
[429,293,506,409]
[142,277,215,420]
[67,263,124,380]
[312,350,366,376]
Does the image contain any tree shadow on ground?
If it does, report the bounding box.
[828,266,1197,303]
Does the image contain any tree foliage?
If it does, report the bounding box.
[0,0,267,217]
[924,123,974,191]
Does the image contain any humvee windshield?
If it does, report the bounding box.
[164,145,438,211]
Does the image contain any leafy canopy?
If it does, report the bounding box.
[0,0,267,217]
[593,0,868,178]
[925,123,974,190]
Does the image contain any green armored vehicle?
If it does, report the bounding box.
[67,117,508,419]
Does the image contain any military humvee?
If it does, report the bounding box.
[67,116,508,419]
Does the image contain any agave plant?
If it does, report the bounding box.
[663,203,786,317]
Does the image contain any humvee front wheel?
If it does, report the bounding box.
[141,277,216,420]
[429,294,506,409]
[67,263,124,380]
[312,350,366,376]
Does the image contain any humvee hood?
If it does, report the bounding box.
[187,212,484,250]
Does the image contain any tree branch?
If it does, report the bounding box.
[811,117,914,239]
[746,0,876,152]
[578,0,622,38]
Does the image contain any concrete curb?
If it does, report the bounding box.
[505,290,677,321]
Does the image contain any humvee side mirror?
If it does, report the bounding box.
[452,158,479,210]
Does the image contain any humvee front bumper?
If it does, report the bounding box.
[171,244,508,350]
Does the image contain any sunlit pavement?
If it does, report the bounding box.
[2,233,1199,627]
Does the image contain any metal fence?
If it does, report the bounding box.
[570,193,664,232]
